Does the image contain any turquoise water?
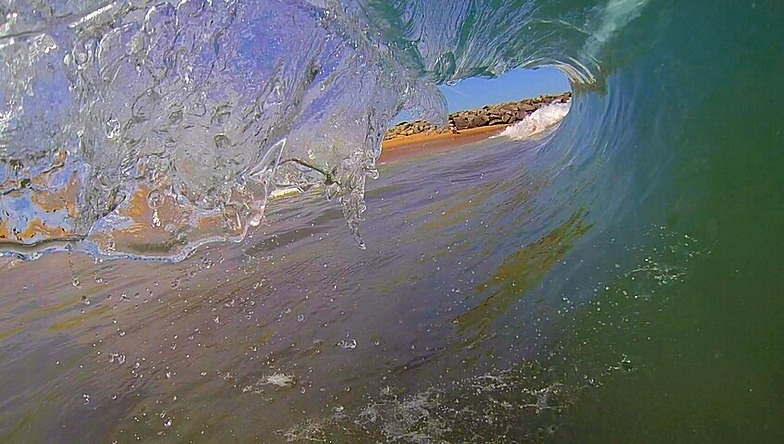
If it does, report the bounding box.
[1,0,783,442]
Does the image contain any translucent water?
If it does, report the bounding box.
[2,0,783,442]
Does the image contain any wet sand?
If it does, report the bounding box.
[379,125,508,164]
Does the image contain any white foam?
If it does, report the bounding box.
[495,101,571,140]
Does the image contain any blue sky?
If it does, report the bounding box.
[394,67,570,122]
[441,67,570,112]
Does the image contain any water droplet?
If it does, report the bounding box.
[264,82,284,108]
[105,117,120,138]
[74,51,88,65]
[337,339,357,350]
[147,190,162,208]
[213,134,230,150]
[213,110,231,126]
[169,109,183,124]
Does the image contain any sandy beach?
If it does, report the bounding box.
[379,125,508,164]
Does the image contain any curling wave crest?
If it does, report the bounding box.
[0,0,638,259]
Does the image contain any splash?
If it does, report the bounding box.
[495,101,571,140]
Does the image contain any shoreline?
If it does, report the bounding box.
[377,92,570,164]
[378,125,507,164]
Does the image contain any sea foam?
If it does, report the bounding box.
[495,101,571,140]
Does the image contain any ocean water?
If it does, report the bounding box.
[1,0,783,442]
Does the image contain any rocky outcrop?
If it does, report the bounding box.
[384,91,571,140]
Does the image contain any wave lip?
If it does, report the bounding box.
[0,0,622,260]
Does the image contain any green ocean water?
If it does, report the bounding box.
[555,2,784,440]
[1,0,783,441]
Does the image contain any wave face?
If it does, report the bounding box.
[0,0,629,259]
[1,0,784,441]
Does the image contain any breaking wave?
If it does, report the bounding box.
[2,0,783,441]
[0,0,632,260]
[495,101,571,140]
